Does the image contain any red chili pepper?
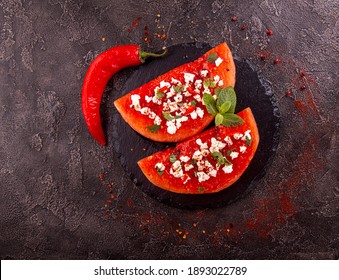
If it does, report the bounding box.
[82,44,167,145]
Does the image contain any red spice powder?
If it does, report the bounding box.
[266,29,273,36]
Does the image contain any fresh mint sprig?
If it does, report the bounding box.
[203,86,244,127]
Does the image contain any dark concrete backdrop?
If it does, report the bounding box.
[0,0,338,259]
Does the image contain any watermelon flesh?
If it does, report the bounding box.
[138,108,259,194]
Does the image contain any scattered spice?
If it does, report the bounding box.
[241,25,247,31]
[274,58,282,64]
[231,16,237,21]
[286,91,292,96]
[99,173,104,180]
[300,85,306,90]
[266,29,273,36]
[260,54,267,60]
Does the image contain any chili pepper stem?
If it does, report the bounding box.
[139,47,168,63]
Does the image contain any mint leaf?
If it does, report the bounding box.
[169,154,177,163]
[211,151,225,165]
[173,85,184,93]
[155,166,164,176]
[215,87,236,113]
[156,89,165,99]
[203,93,218,116]
[206,52,218,63]
[190,100,197,106]
[218,100,232,114]
[245,135,252,146]
[146,124,161,133]
[162,111,182,121]
[203,78,216,88]
[221,113,244,127]
[197,186,205,193]
[215,113,224,126]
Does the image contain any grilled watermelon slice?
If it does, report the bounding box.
[114,42,235,142]
[137,108,259,194]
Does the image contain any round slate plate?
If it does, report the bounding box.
[112,43,280,209]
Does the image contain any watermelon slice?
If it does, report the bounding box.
[114,42,235,142]
[137,108,259,194]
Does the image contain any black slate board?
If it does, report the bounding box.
[112,43,280,209]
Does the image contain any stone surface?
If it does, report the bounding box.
[0,0,338,259]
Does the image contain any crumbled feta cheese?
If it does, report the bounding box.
[154,116,162,125]
[242,130,252,141]
[190,110,198,119]
[214,75,220,83]
[200,142,208,150]
[215,57,223,67]
[200,70,208,77]
[233,133,244,140]
[192,150,203,161]
[149,112,156,119]
[194,79,202,89]
[183,176,191,184]
[218,80,224,86]
[222,164,233,174]
[184,164,194,171]
[155,162,165,172]
[209,169,217,177]
[168,101,179,112]
[152,95,162,104]
[172,160,181,170]
[203,87,211,94]
[140,107,150,115]
[131,94,141,109]
[162,102,169,111]
[193,94,202,102]
[224,136,233,146]
[196,139,208,149]
[197,160,205,171]
[166,121,177,134]
[170,167,183,178]
[159,81,171,88]
[166,87,176,98]
[240,146,247,153]
[209,137,226,153]
[174,93,183,102]
[184,73,195,83]
[170,160,183,178]
[180,156,190,163]
[197,171,210,182]
[229,151,239,159]
[196,107,204,118]
[145,96,152,103]
[183,91,192,97]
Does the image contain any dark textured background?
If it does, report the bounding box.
[0,0,338,259]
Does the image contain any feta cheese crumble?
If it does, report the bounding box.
[215,57,223,67]
[222,164,233,174]
[240,146,247,153]
[229,151,239,160]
